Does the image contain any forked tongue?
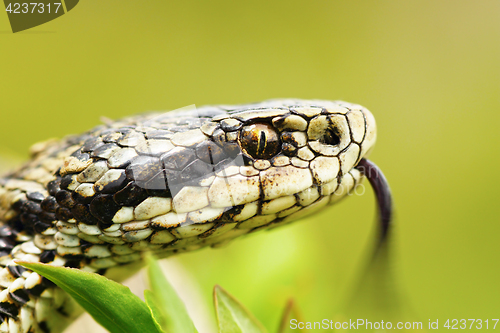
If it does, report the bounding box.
[340,159,419,329]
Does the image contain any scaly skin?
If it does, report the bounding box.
[0,99,376,332]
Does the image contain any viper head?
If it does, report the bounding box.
[51,99,384,258]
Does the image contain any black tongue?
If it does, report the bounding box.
[344,159,419,325]
[356,158,393,248]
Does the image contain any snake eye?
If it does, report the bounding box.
[321,128,341,146]
[240,123,280,159]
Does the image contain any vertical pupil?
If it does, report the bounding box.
[240,123,280,159]
[257,130,266,155]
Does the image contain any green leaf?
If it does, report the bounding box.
[277,299,304,333]
[16,260,161,333]
[214,285,267,333]
[145,290,167,333]
[146,256,198,333]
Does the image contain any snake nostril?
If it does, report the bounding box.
[321,128,341,146]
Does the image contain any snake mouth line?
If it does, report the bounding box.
[356,158,393,247]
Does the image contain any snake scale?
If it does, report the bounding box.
[0,99,382,332]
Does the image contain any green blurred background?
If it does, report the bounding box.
[1,0,499,331]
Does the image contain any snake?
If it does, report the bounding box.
[0,99,391,332]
